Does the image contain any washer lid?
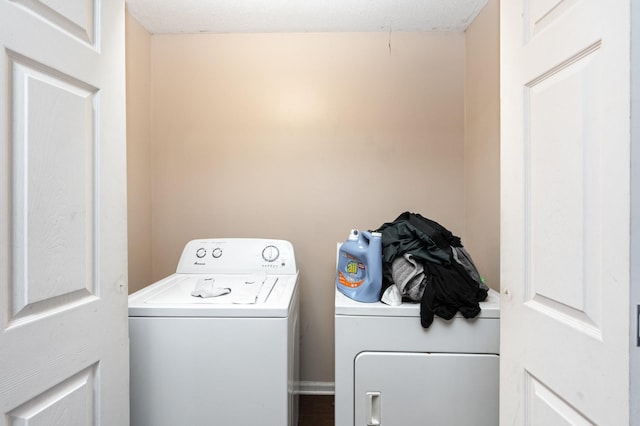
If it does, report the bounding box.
[128,272,298,318]
[335,287,500,318]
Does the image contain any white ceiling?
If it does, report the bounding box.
[126,0,489,34]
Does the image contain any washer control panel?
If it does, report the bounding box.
[176,238,297,275]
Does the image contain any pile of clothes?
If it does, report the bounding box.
[375,212,488,328]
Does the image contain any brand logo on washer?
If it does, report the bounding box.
[194,261,205,266]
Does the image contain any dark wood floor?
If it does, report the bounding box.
[298,395,334,426]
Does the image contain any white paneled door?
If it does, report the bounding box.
[501,0,631,425]
[0,0,129,425]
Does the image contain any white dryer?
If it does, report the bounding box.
[335,288,500,426]
[129,238,299,426]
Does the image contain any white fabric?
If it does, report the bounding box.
[191,277,231,298]
[381,284,402,306]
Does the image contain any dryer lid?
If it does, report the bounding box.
[335,287,500,318]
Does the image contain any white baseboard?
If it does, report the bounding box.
[295,381,335,395]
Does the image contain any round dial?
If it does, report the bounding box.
[212,247,223,258]
[261,245,280,262]
[196,248,206,258]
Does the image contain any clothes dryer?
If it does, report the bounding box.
[129,238,299,426]
[335,287,500,426]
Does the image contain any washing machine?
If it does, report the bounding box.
[129,238,299,426]
[335,287,500,426]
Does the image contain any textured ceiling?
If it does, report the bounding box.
[126,0,489,34]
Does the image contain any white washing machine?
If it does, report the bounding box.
[335,287,500,426]
[129,238,299,426]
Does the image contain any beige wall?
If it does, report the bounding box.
[149,32,466,383]
[125,14,501,385]
[464,0,500,291]
[126,11,153,294]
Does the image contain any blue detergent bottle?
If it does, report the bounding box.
[336,229,383,303]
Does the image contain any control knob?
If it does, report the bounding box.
[261,245,280,262]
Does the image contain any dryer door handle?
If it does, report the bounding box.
[366,391,381,426]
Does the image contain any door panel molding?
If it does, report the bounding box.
[8,0,98,48]
[6,50,99,328]
[6,363,99,425]
[523,41,603,335]
[524,370,596,425]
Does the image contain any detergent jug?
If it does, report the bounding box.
[336,229,382,303]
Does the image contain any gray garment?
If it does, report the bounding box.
[391,253,427,301]
[452,246,489,291]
